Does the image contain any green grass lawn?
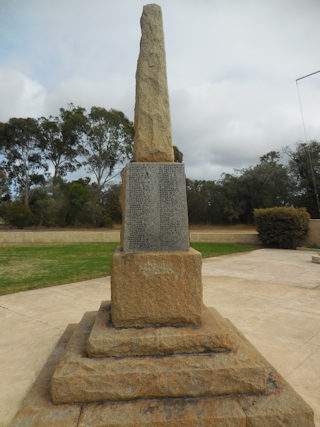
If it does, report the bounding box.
[190,242,257,258]
[0,242,257,296]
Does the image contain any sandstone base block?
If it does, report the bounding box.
[77,379,314,427]
[78,397,246,426]
[12,309,314,426]
[111,248,202,327]
[51,309,267,404]
[87,302,234,357]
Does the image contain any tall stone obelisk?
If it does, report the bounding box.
[11,5,314,426]
[112,3,202,327]
[134,4,174,163]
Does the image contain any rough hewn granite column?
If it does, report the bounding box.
[133,4,174,162]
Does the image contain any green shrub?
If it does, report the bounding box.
[254,207,310,249]
[101,216,113,228]
[0,201,34,228]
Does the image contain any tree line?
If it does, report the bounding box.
[0,104,134,227]
[187,145,320,224]
[0,104,182,228]
[0,104,319,227]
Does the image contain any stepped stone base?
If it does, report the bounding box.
[11,309,314,426]
[111,248,202,327]
[51,308,267,404]
[87,301,234,357]
[74,378,314,427]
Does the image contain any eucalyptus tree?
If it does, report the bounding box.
[39,104,86,180]
[0,167,10,202]
[0,117,46,206]
[218,151,293,223]
[286,141,320,217]
[173,145,183,163]
[82,107,134,198]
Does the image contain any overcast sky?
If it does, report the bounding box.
[1,0,320,180]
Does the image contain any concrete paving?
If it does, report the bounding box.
[0,248,319,426]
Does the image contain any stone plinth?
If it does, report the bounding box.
[121,162,189,252]
[78,397,246,427]
[111,248,202,327]
[13,310,314,426]
[312,255,320,264]
[133,4,174,162]
[51,310,267,404]
[10,3,315,425]
[87,302,234,357]
[75,379,315,427]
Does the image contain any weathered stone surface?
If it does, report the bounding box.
[87,302,234,357]
[239,378,315,427]
[223,316,315,426]
[133,4,174,162]
[10,2,316,424]
[111,248,202,327]
[78,397,246,427]
[11,325,80,427]
[51,310,267,404]
[119,166,127,250]
[121,163,189,252]
[78,381,315,427]
[312,255,320,264]
[12,311,314,426]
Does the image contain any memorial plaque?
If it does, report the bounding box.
[123,163,189,252]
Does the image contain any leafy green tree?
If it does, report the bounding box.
[214,152,293,223]
[28,181,64,227]
[0,201,34,228]
[61,179,91,226]
[39,104,86,179]
[0,117,46,206]
[186,179,216,223]
[238,151,293,221]
[102,184,122,223]
[80,183,122,227]
[286,141,320,218]
[28,178,93,228]
[82,107,134,196]
[186,152,293,225]
[186,177,246,225]
[0,167,10,202]
[214,173,247,223]
[173,145,183,163]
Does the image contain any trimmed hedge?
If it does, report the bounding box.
[254,207,310,249]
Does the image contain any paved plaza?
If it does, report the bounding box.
[0,248,319,426]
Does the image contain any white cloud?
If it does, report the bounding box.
[1,0,320,179]
[170,77,312,178]
[0,67,46,121]
[46,75,135,119]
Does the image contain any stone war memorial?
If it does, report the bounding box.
[12,4,314,426]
